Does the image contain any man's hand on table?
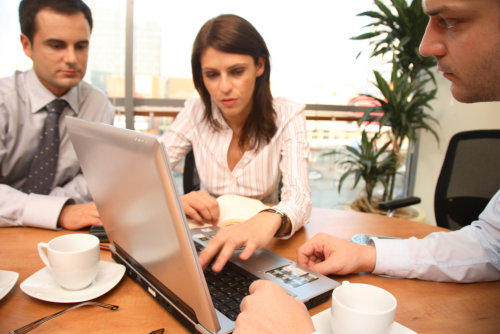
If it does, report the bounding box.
[297,233,376,275]
[58,202,102,230]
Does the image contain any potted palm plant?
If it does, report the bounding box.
[352,0,436,81]
[362,62,439,201]
[335,0,439,216]
[335,130,396,214]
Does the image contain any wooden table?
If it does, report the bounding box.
[1,209,499,333]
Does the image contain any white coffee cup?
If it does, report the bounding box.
[330,281,397,334]
[38,234,100,290]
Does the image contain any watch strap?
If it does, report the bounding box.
[260,207,290,237]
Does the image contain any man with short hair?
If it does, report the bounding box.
[0,0,114,230]
[234,0,500,332]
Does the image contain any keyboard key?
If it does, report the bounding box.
[203,258,258,321]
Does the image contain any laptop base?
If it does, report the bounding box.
[112,251,205,334]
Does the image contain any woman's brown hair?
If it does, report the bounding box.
[191,14,277,150]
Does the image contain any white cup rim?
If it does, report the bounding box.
[332,282,397,315]
[47,234,99,254]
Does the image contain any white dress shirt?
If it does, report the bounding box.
[0,69,115,229]
[162,97,312,237]
[373,189,500,282]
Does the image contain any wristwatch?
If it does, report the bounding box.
[260,207,290,237]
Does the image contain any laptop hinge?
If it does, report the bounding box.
[195,324,213,334]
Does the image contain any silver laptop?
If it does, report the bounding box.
[66,117,339,334]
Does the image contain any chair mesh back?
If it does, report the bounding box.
[434,130,500,230]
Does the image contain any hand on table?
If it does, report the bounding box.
[58,202,102,230]
[297,233,376,275]
[198,211,281,272]
[181,190,220,225]
[234,280,315,334]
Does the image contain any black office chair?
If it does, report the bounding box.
[183,149,200,194]
[379,130,500,230]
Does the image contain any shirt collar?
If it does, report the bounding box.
[210,99,230,129]
[26,69,79,115]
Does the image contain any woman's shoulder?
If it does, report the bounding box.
[273,97,305,113]
[178,97,206,121]
[272,97,306,122]
[182,97,204,111]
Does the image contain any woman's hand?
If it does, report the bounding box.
[198,211,281,272]
[180,190,220,225]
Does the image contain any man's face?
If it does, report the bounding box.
[419,0,500,103]
[21,8,91,97]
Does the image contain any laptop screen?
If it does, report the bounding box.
[67,117,339,334]
[66,117,221,333]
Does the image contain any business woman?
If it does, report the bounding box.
[162,14,311,272]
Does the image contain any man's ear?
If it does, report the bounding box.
[20,34,33,58]
[256,57,265,77]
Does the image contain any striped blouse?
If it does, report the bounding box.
[161,97,311,237]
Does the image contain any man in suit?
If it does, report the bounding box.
[0,0,114,230]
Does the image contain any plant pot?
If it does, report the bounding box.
[344,195,425,223]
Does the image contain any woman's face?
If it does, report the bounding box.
[200,47,264,125]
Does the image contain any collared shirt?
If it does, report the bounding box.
[162,97,312,237]
[0,69,115,229]
[374,189,500,282]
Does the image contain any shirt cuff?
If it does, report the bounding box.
[372,238,411,277]
[22,194,70,230]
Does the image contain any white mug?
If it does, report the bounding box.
[330,281,397,334]
[38,234,100,290]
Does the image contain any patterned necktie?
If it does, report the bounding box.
[22,99,67,195]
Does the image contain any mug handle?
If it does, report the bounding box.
[38,242,51,267]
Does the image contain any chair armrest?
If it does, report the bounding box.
[378,196,421,211]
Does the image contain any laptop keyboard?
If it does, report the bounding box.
[195,242,258,321]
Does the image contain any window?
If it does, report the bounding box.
[0,1,31,77]
[131,0,378,104]
[1,0,405,209]
[85,0,127,99]
[1,0,378,105]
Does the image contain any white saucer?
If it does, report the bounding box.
[20,261,125,303]
[0,270,19,301]
[311,308,417,334]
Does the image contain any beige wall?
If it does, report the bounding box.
[414,71,500,226]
